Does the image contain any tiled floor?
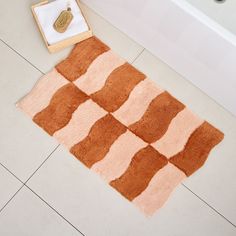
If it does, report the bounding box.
[0,1,235,235]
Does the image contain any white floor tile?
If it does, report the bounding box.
[27,146,236,236]
[133,49,236,225]
[0,1,143,74]
[0,41,57,182]
[0,165,22,209]
[0,186,81,236]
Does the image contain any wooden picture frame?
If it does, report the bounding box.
[31,0,93,53]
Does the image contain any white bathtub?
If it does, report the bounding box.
[82,0,236,116]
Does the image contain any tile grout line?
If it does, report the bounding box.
[182,183,236,228]
[0,38,45,75]
[25,185,86,236]
[0,163,24,184]
[130,48,145,64]
[24,144,60,185]
[0,145,59,214]
[0,184,24,214]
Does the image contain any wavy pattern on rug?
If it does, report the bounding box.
[17,36,224,216]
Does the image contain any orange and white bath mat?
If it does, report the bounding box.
[17,36,224,216]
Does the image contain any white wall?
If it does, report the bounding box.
[82,0,236,116]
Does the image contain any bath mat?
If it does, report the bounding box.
[17,36,224,216]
